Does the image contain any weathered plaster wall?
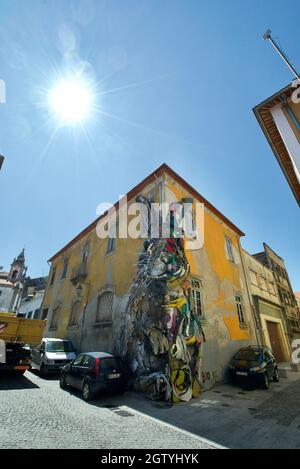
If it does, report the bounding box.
[165,176,256,387]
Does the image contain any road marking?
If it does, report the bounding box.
[121,405,227,449]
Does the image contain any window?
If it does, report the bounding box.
[82,243,89,266]
[225,236,234,262]
[235,294,246,324]
[190,279,204,317]
[27,311,33,319]
[39,342,45,353]
[73,355,84,366]
[41,308,48,320]
[33,308,40,319]
[260,276,267,290]
[50,305,60,329]
[107,237,116,254]
[81,355,93,368]
[96,291,113,323]
[46,340,74,352]
[101,357,120,370]
[264,350,274,363]
[50,267,56,286]
[249,270,258,285]
[274,265,280,281]
[268,281,276,295]
[69,301,81,326]
[11,269,18,280]
[278,288,283,302]
[61,259,68,279]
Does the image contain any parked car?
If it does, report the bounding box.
[31,338,76,375]
[59,352,128,401]
[229,345,279,389]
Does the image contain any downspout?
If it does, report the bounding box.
[38,260,51,320]
[78,281,91,353]
[237,240,262,346]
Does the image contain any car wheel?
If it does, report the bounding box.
[60,374,67,389]
[262,372,270,390]
[273,368,280,382]
[82,382,93,401]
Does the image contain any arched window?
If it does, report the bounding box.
[69,301,81,326]
[12,269,18,280]
[50,304,61,330]
[96,291,113,324]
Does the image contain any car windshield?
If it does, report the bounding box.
[234,349,262,364]
[46,341,74,352]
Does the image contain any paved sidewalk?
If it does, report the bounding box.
[105,366,300,449]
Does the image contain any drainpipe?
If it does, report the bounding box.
[78,281,91,353]
[237,240,262,346]
[38,260,51,321]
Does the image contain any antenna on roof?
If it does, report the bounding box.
[263,29,300,82]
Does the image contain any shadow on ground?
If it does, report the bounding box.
[28,369,60,381]
[85,378,300,449]
[0,372,40,390]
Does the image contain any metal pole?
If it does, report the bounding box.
[263,29,300,82]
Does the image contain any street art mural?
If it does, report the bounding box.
[118,196,205,402]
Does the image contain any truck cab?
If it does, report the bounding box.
[31,338,76,375]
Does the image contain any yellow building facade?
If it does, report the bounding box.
[42,164,257,392]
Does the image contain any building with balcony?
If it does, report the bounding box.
[242,249,291,362]
[253,243,300,342]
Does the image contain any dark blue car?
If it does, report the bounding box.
[60,352,128,400]
[229,346,279,389]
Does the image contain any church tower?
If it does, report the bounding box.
[8,248,27,284]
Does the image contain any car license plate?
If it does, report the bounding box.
[236,371,248,376]
[108,373,120,379]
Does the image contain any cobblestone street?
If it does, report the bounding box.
[1,368,300,449]
[0,371,219,449]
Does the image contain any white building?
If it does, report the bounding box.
[19,290,45,319]
[0,249,27,312]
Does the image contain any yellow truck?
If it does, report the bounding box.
[0,312,45,374]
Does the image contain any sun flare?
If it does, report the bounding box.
[47,77,93,125]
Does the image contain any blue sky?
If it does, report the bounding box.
[0,0,299,289]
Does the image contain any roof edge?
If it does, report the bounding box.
[49,163,245,263]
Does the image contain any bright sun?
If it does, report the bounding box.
[48,77,93,125]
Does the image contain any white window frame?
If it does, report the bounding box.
[190,278,204,318]
[235,294,246,325]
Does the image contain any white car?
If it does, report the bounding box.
[31,338,76,375]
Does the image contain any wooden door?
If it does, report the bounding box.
[266,321,285,362]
